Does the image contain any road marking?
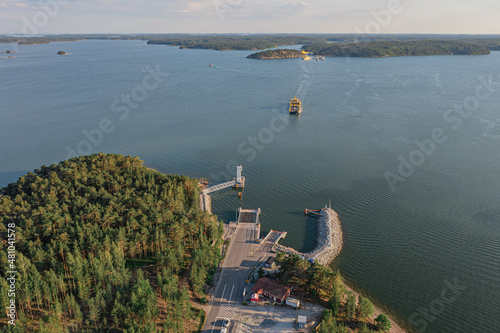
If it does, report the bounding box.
[218,302,237,319]
[228,284,235,301]
[210,319,216,333]
[250,241,264,256]
[221,284,227,299]
[216,284,238,321]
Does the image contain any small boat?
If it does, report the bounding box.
[209,63,213,67]
[302,56,311,61]
[289,96,303,115]
[142,67,146,73]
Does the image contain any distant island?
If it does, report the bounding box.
[2,34,500,53]
[57,50,68,55]
[147,35,326,50]
[248,41,491,59]
[247,49,304,59]
[302,40,490,57]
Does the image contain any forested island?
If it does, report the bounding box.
[246,49,304,59]
[0,154,222,331]
[146,35,325,50]
[246,40,490,59]
[302,40,490,57]
[2,34,500,54]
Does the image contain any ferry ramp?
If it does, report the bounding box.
[237,208,261,224]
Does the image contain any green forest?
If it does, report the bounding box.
[246,49,304,59]
[146,35,326,50]
[0,154,223,332]
[3,34,500,53]
[275,253,391,333]
[302,40,491,57]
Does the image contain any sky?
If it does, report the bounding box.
[0,0,499,34]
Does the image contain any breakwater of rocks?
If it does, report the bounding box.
[274,207,343,265]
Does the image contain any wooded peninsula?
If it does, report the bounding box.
[247,40,490,59]
[0,154,223,332]
[0,154,402,332]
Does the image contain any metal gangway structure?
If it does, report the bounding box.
[200,166,245,213]
[202,165,245,194]
[202,180,236,194]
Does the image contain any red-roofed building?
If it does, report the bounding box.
[251,277,291,304]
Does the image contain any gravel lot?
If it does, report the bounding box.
[235,301,325,333]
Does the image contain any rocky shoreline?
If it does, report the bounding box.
[274,207,343,265]
[307,208,343,265]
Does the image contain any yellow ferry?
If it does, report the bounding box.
[289,96,303,115]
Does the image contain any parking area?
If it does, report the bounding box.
[235,301,324,333]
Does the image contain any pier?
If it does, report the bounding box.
[202,165,245,195]
[262,230,287,245]
[199,192,212,214]
[197,165,342,266]
[200,165,245,213]
[304,209,321,217]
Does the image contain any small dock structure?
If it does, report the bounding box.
[304,209,321,217]
[200,166,245,213]
[202,165,245,195]
[262,230,287,245]
[234,165,244,188]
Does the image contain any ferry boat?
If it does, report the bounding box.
[289,96,302,115]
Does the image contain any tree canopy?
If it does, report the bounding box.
[246,49,304,59]
[0,153,223,331]
[302,40,491,57]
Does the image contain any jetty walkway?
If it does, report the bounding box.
[199,166,245,214]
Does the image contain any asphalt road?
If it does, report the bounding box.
[203,223,262,333]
